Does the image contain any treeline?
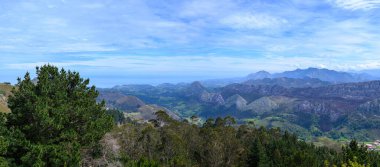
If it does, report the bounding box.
[95,112,379,167]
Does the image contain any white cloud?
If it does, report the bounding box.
[81,3,104,9]
[54,43,118,52]
[2,0,380,86]
[221,13,287,29]
[179,0,235,18]
[298,19,380,59]
[329,0,380,10]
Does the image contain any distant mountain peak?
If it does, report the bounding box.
[275,67,369,83]
[291,67,331,72]
[257,70,271,74]
[190,81,205,89]
[225,94,247,110]
[243,77,331,88]
[246,71,271,80]
[306,67,323,70]
[253,70,271,75]
[185,81,207,97]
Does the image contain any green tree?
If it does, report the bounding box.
[0,113,10,166]
[3,65,114,166]
[106,109,126,124]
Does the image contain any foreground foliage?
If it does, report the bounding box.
[0,65,114,166]
[101,112,380,167]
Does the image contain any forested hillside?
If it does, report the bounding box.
[87,111,380,167]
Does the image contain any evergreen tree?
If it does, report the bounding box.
[3,65,114,166]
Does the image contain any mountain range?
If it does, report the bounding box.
[201,67,378,87]
[97,68,380,141]
[2,68,378,140]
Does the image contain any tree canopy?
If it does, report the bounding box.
[0,65,114,166]
[105,113,380,167]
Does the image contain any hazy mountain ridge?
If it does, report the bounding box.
[243,77,331,88]
[97,68,380,140]
[292,80,380,100]
[97,90,180,121]
[201,67,378,87]
[97,91,146,111]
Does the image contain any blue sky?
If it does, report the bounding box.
[1,0,380,87]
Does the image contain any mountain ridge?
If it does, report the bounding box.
[201,67,378,87]
[98,78,380,140]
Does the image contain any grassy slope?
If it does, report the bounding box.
[0,84,13,113]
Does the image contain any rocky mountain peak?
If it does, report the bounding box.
[225,94,247,110]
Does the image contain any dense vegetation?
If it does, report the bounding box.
[92,112,379,167]
[1,65,379,166]
[0,65,113,166]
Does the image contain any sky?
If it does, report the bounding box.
[1,0,380,87]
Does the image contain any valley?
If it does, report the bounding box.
[98,68,380,141]
[3,68,379,141]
